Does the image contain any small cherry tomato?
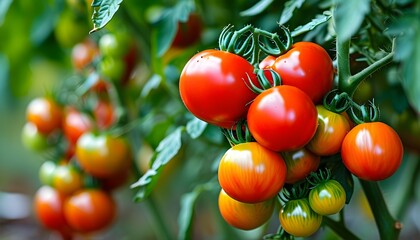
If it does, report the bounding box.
[218,142,287,203]
[309,179,346,215]
[279,198,322,237]
[93,99,115,130]
[218,189,275,230]
[34,186,67,230]
[307,105,351,156]
[21,122,49,152]
[26,97,62,135]
[53,164,84,195]
[64,189,115,233]
[282,148,320,184]
[63,107,93,144]
[71,39,99,71]
[39,161,57,186]
[341,122,403,181]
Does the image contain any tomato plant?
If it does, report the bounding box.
[218,142,287,203]
[26,97,62,135]
[282,148,320,184]
[39,161,57,186]
[309,179,346,215]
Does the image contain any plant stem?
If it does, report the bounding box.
[323,216,360,240]
[359,179,402,240]
[145,195,173,240]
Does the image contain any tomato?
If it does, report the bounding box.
[179,49,258,128]
[64,189,115,233]
[282,148,320,184]
[307,105,351,156]
[309,179,346,215]
[39,161,57,186]
[99,32,131,58]
[172,14,202,48]
[71,39,99,71]
[259,55,276,69]
[75,132,131,178]
[341,122,403,181]
[269,42,334,103]
[21,122,49,152]
[218,142,287,203]
[53,164,84,195]
[279,198,322,237]
[93,99,115,130]
[34,186,67,230]
[99,56,125,82]
[99,168,131,191]
[218,189,275,230]
[26,97,62,135]
[63,107,93,144]
[247,85,318,152]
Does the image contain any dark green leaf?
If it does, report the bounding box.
[240,0,274,17]
[291,12,332,37]
[334,0,370,41]
[279,0,305,25]
[141,74,162,98]
[90,0,123,33]
[0,0,13,26]
[186,118,207,139]
[30,0,63,45]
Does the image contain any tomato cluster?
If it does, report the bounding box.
[179,34,404,236]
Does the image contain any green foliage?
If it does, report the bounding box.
[334,0,370,41]
[291,12,331,37]
[280,0,306,25]
[0,0,13,26]
[90,0,123,33]
[240,0,274,16]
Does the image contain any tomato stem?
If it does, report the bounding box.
[359,179,401,240]
[323,216,361,240]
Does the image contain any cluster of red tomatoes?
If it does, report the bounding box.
[179,40,404,236]
[22,31,137,238]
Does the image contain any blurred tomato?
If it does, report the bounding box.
[26,97,62,135]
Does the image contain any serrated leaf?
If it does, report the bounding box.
[240,0,274,17]
[186,117,207,139]
[90,0,123,33]
[291,12,332,37]
[0,0,13,26]
[279,0,305,25]
[334,0,370,41]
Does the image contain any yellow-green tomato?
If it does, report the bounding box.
[309,180,346,215]
[39,161,57,186]
[218,189,275,230]
[279,198,322,237]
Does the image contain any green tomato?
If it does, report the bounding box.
[21,122,49,152]
[39,161,57,186]
[99,56,125,82]
[99,33,130,58]
[309,180,346,215]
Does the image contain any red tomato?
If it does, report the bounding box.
[34,186,67,230]
[247,85,318,152]
[63,107,93,144]
[172,14,202,48]
[270,42,334,103]
[179,49,258,128]
[93,100,115,130]
[259,55,276,69]
[218,189,275,230]
[341,122,403,181]
[71,39,99,71]
[218,142,287,203]
[26,97,62,135]
[75,132,131,178]
[64,189,115,233]
[307,105,351,156]
[282,148,320,184]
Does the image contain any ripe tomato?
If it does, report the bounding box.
[282,148,320,184]
[309,179,346,215]
[64,189,115,233]
[269,42,334,103]
[341,122,403,181]
[21,122,49,152]
[247,85,318,152]
[71,39,99,71]
[279,198,322,237]
[75,132,131,178]
[53,164,84,195]
[34,186,67,230]
[307,105,351,156]
[179,49,258,128]
[259,55,276,69]
[93,99,115,130]
[218,189,275,230]
[63,107,93,144]
[26,97,62,135]
[218,142,287,203]
[172,14,202,48]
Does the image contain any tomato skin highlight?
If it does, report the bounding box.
[218,142,287,203]
[341,122,403,181]
[247,85,318,152]
[309,180,346,215]
[279,198,322,237]
[282,148,320,184]
[218,189,275,230]
[270,42,334,103]
[34,186,68,230]
[179,50,258,128]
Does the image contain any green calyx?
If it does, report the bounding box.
[280,182,309,203]
[306,168,332,188]
[221,120,254,146]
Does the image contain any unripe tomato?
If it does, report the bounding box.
[64,189,115,233]
[269,42,334,103]
[34,186,67,230]
[282,148,320,184]
[21,122,49,152]
[341,122,403,181]
[39,161,57,186]
[99,33,130,58]
[279,198,322,237]
[53,164,84,195]
[218,142,287,203]
[76,132,131,178]
[218,189,275,230]
[63,107,93,144]
[26,97,62,135]
[309,179,346,215]
[179,50,258,128]
[99,56,125,82]
[307,105,351,156]
[247,85,318,152]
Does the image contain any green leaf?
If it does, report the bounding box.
[30,0,64,45]
[141,74,162,98]
[291,12,332,37]
[90,0,123,33]
[240,0,274,17]
[334,0,370,41]
[279,0,305,25]
[186,117,207,139]
[0,0,13,26]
